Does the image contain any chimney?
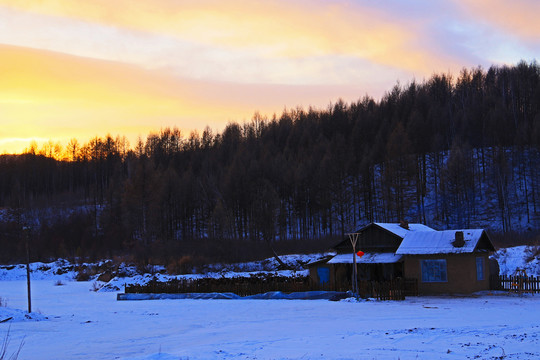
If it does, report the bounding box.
[399,220,409,230]
[452,231,465,247]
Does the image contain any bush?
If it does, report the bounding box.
[97,272,113,282]
[166,256,194,275]
[75,267,92,281]
[524,246,540,263]
[90,282,103,292]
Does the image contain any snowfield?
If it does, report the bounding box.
[0,246,539,360]
[1,281,539,360]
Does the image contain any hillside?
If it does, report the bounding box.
[1,61,539,265]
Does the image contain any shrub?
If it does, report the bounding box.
[166,256,194,275]
[97,272,113,282]
[90,282,103,292]
[524,246,540,263]
[75,268,91,281]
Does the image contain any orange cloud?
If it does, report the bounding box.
[0,0,457,76]
[0,44,372,154]
[0,44,244,153]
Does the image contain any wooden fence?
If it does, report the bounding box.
[126,275,313,297]
[490,275,540,294]
[125,275,417,301]
[358,278,417,300]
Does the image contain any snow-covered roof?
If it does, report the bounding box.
[327,252,403,264]
[372,222,436,238]
[396,229,486,255]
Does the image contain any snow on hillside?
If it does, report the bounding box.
[0,260,77,281]
[1,247,539,292]
[0,254,322,292]
[96,254,318,292]
[492,245,540,276]
[205,253,322,273]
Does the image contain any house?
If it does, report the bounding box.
[309,222,496,295]
[396,229,495,294]
[309,222,435,290]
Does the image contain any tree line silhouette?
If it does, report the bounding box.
[1,61,539,265]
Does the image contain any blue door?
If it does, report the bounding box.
[317,267,330,285]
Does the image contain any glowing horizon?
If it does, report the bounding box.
[0,0,538,154]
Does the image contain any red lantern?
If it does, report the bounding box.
[356,250,365,258]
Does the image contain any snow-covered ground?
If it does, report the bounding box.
[1,246,540,359]
[1,281,539,360]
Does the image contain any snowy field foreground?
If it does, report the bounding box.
[1,281,539,360]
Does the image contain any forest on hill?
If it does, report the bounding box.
[1,61,540,266]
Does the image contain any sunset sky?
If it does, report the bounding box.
[1,0,539,154]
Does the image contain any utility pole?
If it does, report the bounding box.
[23,226,32,313]
[347,233,359,297]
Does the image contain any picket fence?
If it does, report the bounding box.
[490,274,540,294]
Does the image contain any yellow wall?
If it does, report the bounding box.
[403,253,491,295]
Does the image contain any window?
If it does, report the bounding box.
[476,257,485,281]
[317,267,330,285]
[421,259,447,282]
